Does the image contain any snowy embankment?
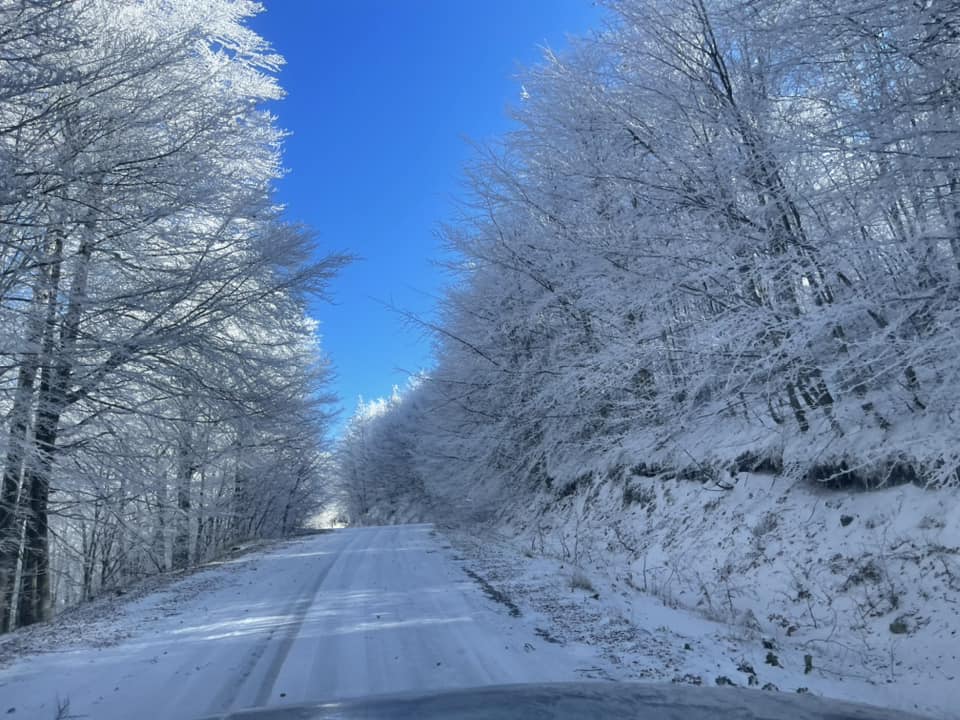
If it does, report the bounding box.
[438,472,957,719]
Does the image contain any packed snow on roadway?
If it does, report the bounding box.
[0,525,611,720]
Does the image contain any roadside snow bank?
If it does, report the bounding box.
[478,472,958,719]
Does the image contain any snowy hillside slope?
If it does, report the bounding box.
[472,471,959,718]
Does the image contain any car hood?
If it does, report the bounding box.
[198,681,931,720]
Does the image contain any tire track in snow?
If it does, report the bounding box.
[207,530,360,713]
[249,529,370,706]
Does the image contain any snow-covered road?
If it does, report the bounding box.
[0,525,604,719]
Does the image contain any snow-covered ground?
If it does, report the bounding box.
[465,472,959,719]
[1,514,954,719]
[0,525,610,719]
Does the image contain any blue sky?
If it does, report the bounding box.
[249,1,601,432]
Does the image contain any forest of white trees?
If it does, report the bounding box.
[5,0,959,639]
[340,0,960,521]
[0,0,344,631]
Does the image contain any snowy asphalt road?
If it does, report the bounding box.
[0,524,602,719]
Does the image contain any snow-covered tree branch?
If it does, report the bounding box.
[0,0,344,631]
[339,0,960,521]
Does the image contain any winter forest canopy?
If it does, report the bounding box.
[340,0,960,522]
[0,0,346,632]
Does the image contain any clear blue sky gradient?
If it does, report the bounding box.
[249,1,601,431]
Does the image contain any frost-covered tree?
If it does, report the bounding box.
[337,385,432,524]
[342,0,960,523]
[0,0,344,630]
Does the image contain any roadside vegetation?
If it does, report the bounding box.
[0,0,343,632]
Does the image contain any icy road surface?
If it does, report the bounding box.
[0,525,605,719]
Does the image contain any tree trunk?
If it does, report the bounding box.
[0,231,63,632]
[173,458,193,571]
[17,220,93,628]
[16,411,58,627]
